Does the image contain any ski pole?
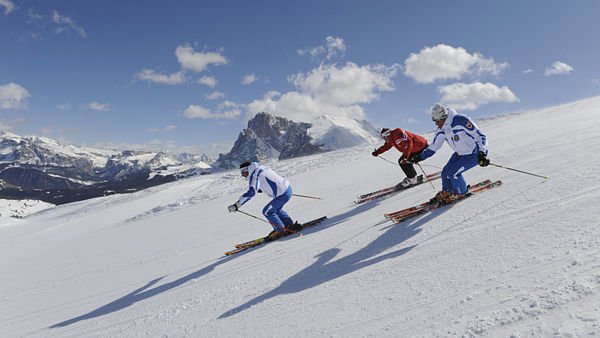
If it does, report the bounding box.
[237,210,271,224]
[489,163,549,180]
[377,155,398,166]
[417,163,437,192]
[292,193,323,200]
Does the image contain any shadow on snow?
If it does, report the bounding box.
[218,204,450,318]
[50,255,235,328]
[50,196,449,327]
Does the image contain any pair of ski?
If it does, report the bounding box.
[384,179,503,224]
[224,216,328,256]
[355,171,442,204]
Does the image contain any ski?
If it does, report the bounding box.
[389,180,503,224]
[225,216,328,256]
[234,216,327,248]
[355,171,441,204]
[383,179,492,219]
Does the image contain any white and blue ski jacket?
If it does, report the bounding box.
[237,162,290,206]
[421,108,488,161]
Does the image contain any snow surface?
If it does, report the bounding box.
[0,199,54,219]
[1,97,600,337]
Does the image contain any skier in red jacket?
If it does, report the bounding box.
[372,128,429,188]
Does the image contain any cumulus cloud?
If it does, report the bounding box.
[205,91,225,100]
[89,101,110,111]
[404,44,508,84]
[297,36,347,60]
[0,82,30,109]
[0,0,15,15]
[544,61,574,76]
[290,62,399,106]
[52,11,86,38]
[241,73,259,85]
[149,125,177,132]
[135,69,187,85]
[175,45,228,72]
[197,75,217,87]
[183,101,241,120]
[438,82,519,110]
[246,62,400,121]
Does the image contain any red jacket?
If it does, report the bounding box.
[374,128,428,160]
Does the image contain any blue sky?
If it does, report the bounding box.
[1,0,599,157]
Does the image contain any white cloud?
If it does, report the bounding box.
[246,62,400,122]
[26,8,42,21]
[522,69,533,74]
[0,116,25,131]
[241,73,258,85]
[404,44,508,84]
[297,36,347,60]
[183,102,241,120]
[135,69,187,85]
[52,11,86,38]
[290,62,399,106]
[438,82,519,110]
[56,103,71,110]
[197,75,217,88]
[0,82,30,110]
[0,120,13,130]
[175,45,228,72]
[149,125,177,132]
[0,0,15,15]
[205,91,225,100]
[216,101,242,118]
[89,101,110,111]
[544,61,574,76]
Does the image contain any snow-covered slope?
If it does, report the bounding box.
[1,97,600,336]
[0,199,54,219]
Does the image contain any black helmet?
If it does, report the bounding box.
[380,128,391,139]
[239,161,251,173]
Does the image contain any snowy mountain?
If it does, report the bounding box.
[215,112,378,168]
[1,96,600,336]
[0,131,211,204]
[308,114,379,150]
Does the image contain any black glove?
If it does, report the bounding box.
[371,149,378,157]
[228,202,241,213]
[408,152,421,164]
[478,151,490,167]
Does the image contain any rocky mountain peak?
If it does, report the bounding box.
[215,112,323,169]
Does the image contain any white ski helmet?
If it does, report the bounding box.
[431,103,448,121]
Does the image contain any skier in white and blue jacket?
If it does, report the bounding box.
[408,104,490,204]
[228,161,299,239]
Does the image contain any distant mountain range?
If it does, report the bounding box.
[0,112,378,206]
[0,131,211,204]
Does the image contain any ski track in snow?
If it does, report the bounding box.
[1,97,600,337]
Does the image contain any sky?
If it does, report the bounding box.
[1,0,600,157]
